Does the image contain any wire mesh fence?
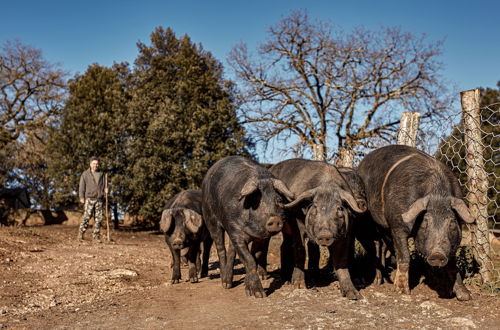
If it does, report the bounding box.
[434,95,499,292]
[350,90,499,294]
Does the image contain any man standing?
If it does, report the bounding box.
[78,157,108,242]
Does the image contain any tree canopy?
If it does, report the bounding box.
[46,63,130,209]
[124,27,251,220]
[228,11,453,162]
[45,27,251,222]
[0,39,66,209]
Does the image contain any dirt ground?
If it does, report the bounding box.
[0,225,499,329]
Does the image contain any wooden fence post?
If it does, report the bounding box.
[461,89,493,283]
[313,143,326,161]
[337,147,355,167]
[397,112,421,147]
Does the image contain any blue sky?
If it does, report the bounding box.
[1,1,499,162]
[2,0,499,91]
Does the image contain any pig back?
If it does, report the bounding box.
[358,145,431,228]
[202,156,271,219]
[164,189,203,214]
[270,158,349,194]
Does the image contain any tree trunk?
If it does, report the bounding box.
[113,203,119,229]
[312,143,326,161]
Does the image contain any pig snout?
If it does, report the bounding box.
[316,230,334,246]
[426,251,448,267]
[266,216,283,233]
[172,239,184,250]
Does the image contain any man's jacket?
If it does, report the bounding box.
[79,169,105,200]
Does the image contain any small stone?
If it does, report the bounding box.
[420,301,438,310]
[447,317,476,329]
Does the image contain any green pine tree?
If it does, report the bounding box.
[46,63,130,209]
[124,27,251,222]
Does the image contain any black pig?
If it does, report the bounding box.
[160,189,212,284]
[338,167,391,285]
[358,145,474,300]
[201,156,295,298]
[270,159,366,299]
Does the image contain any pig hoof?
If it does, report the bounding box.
[222,282,232,289]
[344,289,362,300]
[171,279,180,284]
[393,276,410,294]
[292,280,306,289]
[374,269,383,285]
[245,273,266,297]
[394,283,410,295]
[394,263,410,294]
[190,276,198,283]
[245,286,266,298]
[455,287,472,301]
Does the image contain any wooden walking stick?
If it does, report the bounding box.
[105,173,110,242]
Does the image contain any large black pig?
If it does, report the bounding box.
[270,159,366,299]
[358,145,474,300]
[338,166,391,285]
[201,156,295,298]
[160,189,212,284]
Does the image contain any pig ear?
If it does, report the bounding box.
[182,209,203,233]
[401,195,430,225]
[449,197,475,224]
[239,179,259,200]
[272,179,295,201]
[284,188,316,208]
[160,209,173,233]
[339,189,367,213]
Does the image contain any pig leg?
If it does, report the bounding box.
[167,240,182,284]
[374,239,384,285]
[286,218,306,289]
[187,244,199,283]
[210,224,231,288]
[222,239,236,289]
[251,238,270,280]
[231,235,266,298]
[195,242,202,276]
[181,247,189,266]
[392,230,411,294]
[200,236,212,278]
[329,237,362,300]
[446,256,471,301]
[280,222,294,283]
[307,240,320,272]
[355,224,382,285]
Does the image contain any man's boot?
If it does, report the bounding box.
[93,234,102,243]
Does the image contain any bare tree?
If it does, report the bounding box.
[0,39,66,148]
[1,39,66,188]
[228,11,453,161]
